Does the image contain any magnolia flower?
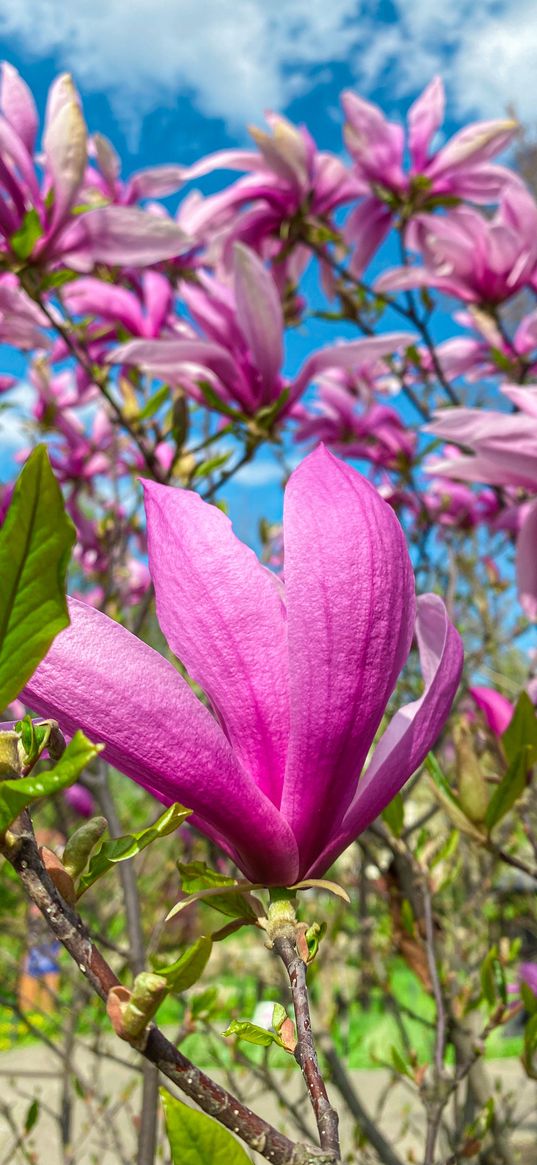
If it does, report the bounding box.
[425,385,537,616]
[469,686,514,736]
[377,187,537,306]
[22,448,462,885]
[111,242,414,417]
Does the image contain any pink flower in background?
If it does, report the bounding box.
[468,686,514,736]
[64,783,95,818]
[111,243,414,417]
[293,376,415,469]
[22,448,462,885]
[342,77,518,274]
[377,187,537,305]
[425,385,537,617]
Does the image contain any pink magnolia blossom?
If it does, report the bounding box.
[468,686,514,736]
[425,386,537,616]
[64,783,95,818]
[342,77,518,274]
[0,64,191,273]
[377,187,537,306]
[111,243,414,417]
[22,448,462,885]
[293,375,415,469]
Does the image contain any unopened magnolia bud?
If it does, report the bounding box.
[122,973,168,1039]
[63,816,108,879]
[0,732,22,777]
[454,718,489,824]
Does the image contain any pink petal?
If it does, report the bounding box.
[43,76,87,230]
[0,62,38,153]
[22,597,298,884]
[83,207,192,267]
[469,686,514,736]
[142,481,290,805]
[293,333,415,400]
[280,446,416,870]
[233,244,283,401]
[308,593,463,876]
[517,499,537,620]
[408,76,445,172]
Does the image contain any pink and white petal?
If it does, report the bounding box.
[306,593,463,877]
[143,481,290,805]
[233,244,283,400]
[408,76,445,172]
[292,333,415,400]
[0,62,38,153]
[517,500,537,620]
[469,686,514,736]
[280,447,416,870]
[44,80,87,229]
[84,207,192,267]
[22,597,298,885]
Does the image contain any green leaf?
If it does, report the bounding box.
[161,1089,251,1165]
[137,384,170,421]
[77,803,191,895]
[0,446,75,709]
[197,380,243,420]
[24,1098,39,1134]
[156,936,212,993]
[502,692,537,766]
[480,947,506,1007]
[520,982,537,1015]
[484,747,530,832]
[0,732,101,833]
[176,861,262,920]
[192,452,231,479]
[10,209,43,260]
[390,1046,412,1079]
[222,1019,283,1048]
[382,791,404,836]
[425,753,485,840]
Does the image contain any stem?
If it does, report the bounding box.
[320,1038,406,1165]
[273,932,341,1159]
[1,823,337,1165]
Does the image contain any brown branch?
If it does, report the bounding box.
[0,822,337,1165]
[273,934,341,1159]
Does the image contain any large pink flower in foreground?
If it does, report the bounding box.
[23,449,462,885]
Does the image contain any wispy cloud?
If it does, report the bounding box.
[0,0,535,143]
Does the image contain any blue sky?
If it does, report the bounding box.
[1,0,536,539]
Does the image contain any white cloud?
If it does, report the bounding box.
[0,0,363,137]
[1,0,535,143]
[356,0,537,123]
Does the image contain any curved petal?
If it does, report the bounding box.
[84,207,192,267]
[142,481,289,805]
[233,244,283,402]
[306,593,463,877]
[22,598,298,885]
[280,446,416,870]
[517,499,537,619]
[469,686,514,736]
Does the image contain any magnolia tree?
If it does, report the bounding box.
[1,62,537,1165]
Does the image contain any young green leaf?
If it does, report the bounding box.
[382,791,404,836]
[161,1089,251,1165]
[155,935,212,993]
[10,209,43,260]
[176,861,263,919]
[76,803,191,895]
[0,732,101,833]
[222,1019,284,1049]
[0,446,75,708]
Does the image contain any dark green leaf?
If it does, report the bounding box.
[156,936,212,993]
[520,981,537,1015]
[77,803,191,895]
[0,446,75,708]
[24,1098,39,1134]
[10,209,43,260]
[485,747,530,832]
[480,947,502,1007]
[0,732,101,833]
[161,1089,251,1165]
